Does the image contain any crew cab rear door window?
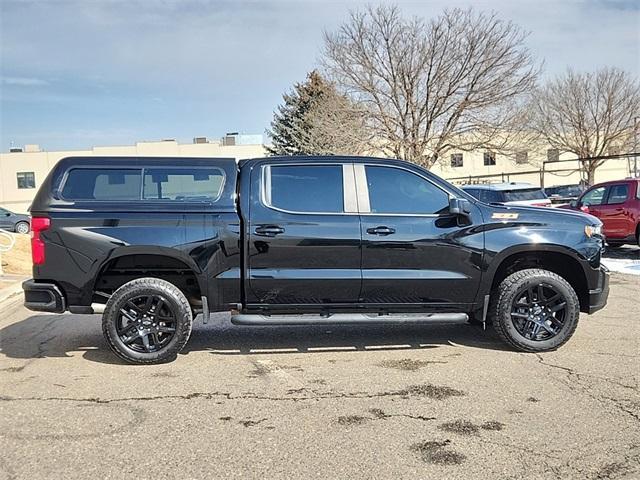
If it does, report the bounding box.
[606,184,628,204]
[364,165,449,214]
[61,168,142,201]
[142,168,225,202]
[265,165,344,213]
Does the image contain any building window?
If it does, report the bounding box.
[516,151,528,164]
[17,172,36,189]
[483,152,496,166]
[450,153,463,168]
[547,149,559,162]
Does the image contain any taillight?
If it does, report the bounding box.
[31,217,50,265]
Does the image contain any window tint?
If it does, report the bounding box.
[267,165,344,213]
[503,188,547,202]
[606,184,628,204]
[581,186,606,206]
[17,172,36,189]
[479,189,504,203]
[62,169,142,201]
[143,168,225,202]
[463,188,479,199]
[365,166,449,214]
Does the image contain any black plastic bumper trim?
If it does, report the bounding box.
[22,279,66,313]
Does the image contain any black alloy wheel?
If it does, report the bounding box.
[117,294,177,353]
[510,283,567,341]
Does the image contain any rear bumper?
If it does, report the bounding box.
[22,279,66,313]
[586,266,609,314]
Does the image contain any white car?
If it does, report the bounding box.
[461,183,552,207]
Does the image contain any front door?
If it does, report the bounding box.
[578,186,608,233]
[356,164,484,310]
[246,162,362,308]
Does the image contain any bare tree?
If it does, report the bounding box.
[533,67,640,184]
[322,5,539,168]
[303,89,371,155]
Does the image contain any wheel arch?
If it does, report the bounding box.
[92,246,206,306]
[483,245,590,312]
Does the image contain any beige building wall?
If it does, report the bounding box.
[0,140,267,213]
[432,150,636,187]
[1,139,635,213]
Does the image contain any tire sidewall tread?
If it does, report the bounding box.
[491,268,580,353]
[102,277,193,364]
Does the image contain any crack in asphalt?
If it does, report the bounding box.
[0,384,464,405]
[534,354,640,424]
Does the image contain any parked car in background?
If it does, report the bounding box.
[563,178,640,247]
[461,183,552,207]
[544,184,586,205]
[0,206,31,234]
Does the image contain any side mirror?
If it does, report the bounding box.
[569,200,578,208]
[449,197,471,217]
[4,212,10,217]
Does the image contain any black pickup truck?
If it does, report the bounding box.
[23,156,609,364]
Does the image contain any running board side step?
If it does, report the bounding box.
[231,312,468,326]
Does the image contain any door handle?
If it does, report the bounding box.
[254,225,285,237]
[366,226,396,236]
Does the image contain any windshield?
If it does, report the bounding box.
[503,188,548,202]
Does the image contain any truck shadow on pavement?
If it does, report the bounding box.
[0,313,510,366]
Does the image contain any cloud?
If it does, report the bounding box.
[0,0,638,151]
[1,76,49,87]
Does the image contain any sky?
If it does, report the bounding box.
[1,0,639,152]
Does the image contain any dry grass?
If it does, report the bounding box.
[1,233,32,276]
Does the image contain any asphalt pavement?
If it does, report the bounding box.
[0,273,638,479]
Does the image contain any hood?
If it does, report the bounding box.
[483,203,601,226]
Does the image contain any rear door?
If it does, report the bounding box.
[246,162,362,308]
[597,183,631,239]
[356,163,483,310]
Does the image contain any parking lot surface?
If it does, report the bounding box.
[1,273,638,479]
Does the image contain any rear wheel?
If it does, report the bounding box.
[15,221,30,234]
[491,269,579,352]
[102,277,193,364]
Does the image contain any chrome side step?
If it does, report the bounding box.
[231,312,468,326]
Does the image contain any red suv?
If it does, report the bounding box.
[565,179,640,247]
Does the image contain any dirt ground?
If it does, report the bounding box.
[0,273,638,479]
[0,233,31,276]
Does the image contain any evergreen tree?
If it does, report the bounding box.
[266,70,332,156]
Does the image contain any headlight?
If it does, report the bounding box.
[584,225,602,237]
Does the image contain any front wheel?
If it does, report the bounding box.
[491,269,580,352]
[102,278,193,364]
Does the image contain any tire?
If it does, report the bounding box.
[491,269,579,352]
[102,278,193,364]
[15,221,30,234]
